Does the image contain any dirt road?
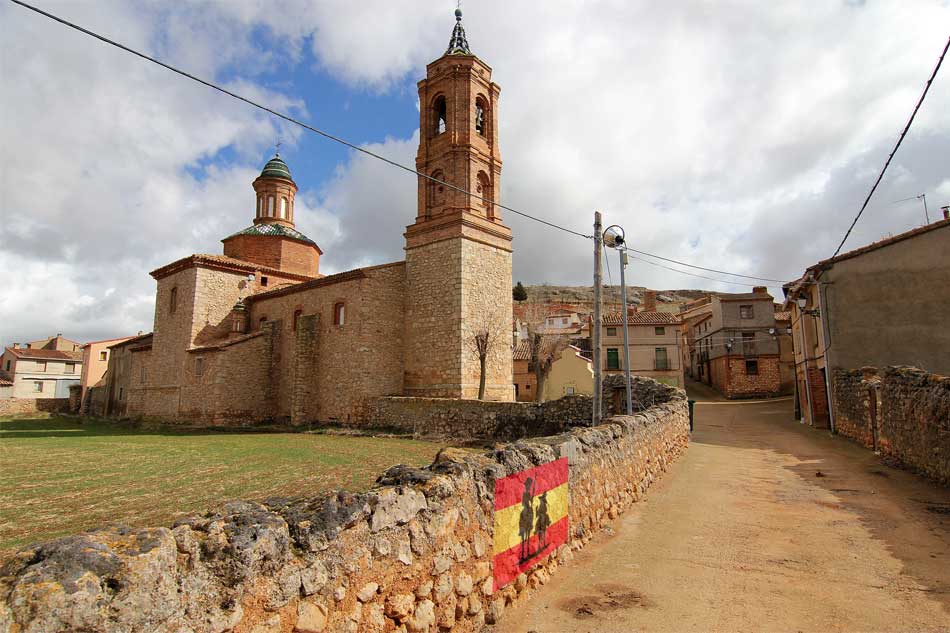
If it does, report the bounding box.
[495,397,950,632]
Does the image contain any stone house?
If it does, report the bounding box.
[601,311,685,388]
[512,341,593,402]
[112,14,514,426]
[0,344,82,399]
[79,336,134,404]
[783,214,950,428]
[680,287,783,398]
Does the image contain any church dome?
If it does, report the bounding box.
[260,155,293,180]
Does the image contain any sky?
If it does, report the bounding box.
[1,0,948,345]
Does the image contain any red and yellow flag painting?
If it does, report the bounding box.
[493,457,569,590]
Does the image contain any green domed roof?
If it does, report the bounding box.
[260,154,293,180]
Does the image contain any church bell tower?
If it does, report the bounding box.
[403,9,514,400]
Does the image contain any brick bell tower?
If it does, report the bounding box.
[404,9,514,400]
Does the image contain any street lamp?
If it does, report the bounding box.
[603,224,632,415]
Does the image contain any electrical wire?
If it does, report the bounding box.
[830,35,950,259]
[8,0,593,240]
[621,247,788,283]
[623,252,774,287]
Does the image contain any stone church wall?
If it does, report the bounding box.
[0,379,689,633]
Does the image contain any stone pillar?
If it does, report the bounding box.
[291,314,320,425]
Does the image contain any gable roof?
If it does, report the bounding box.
[602,312,680,326]
[4,348,82,361]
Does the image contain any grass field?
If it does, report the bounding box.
[0,416,445,561]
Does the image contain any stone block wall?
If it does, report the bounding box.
[832,365,950,484]
[0,398,69,417]
[0,381,689,633]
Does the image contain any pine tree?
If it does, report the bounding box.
[513,281,528,302]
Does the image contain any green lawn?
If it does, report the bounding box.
[0,416,444,561]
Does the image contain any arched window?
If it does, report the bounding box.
[476,171,493,218]
[280,197,287,219]
[267,196,275,217]
[259,316,268,330]
[169,287,178,314]
[427,169,445,212]
[257,196,262,217]
[475,96,489,136]
[232,315,246,333]
[333,302,346,326]
[293,309,303,332]
[432,95,447,136]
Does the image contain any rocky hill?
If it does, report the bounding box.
[518,284,716,314]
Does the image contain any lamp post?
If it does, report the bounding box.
[604,225,632,415]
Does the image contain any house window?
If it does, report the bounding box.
[33,381,43,392]
[261,276,269,287]
[99,351,108,361]
[606,327,617,337]
[525,384,531,391]
[5,360,10,371]
[37,361,47,372]
[195,357,205,377]
[170,287,178,314]
[740,305,754,319]
[333,302,346,326]
[566,386,575,395]
[65,363,75,374]
[433,95,447,135]
[561,317,568,325]
[745,359,759,375]
[655,348,669,370]
[655,327,665,335]
[293,309,303,332]
[606,348,620,370]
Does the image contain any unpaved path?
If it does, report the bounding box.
[494,398,950,633]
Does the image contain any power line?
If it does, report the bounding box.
[8,0,593,240]
[622,247,788,283]
[830,35,950,259]
[623,251,774,288]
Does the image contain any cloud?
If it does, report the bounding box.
[2,0,949,345]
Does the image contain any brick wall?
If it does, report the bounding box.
[0,398,69,416]
[709,355,781,398]
[832,366,950,484]
[0,380,689,633]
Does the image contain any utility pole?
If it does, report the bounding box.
[619,248,633,415]
[592,212,603,426]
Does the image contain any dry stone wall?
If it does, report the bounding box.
[832,365,950,485]
[0,398,69,417]
[0,380,689,633]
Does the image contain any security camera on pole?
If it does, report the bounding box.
[604,225,633,415]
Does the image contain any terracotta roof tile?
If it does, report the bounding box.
[602,312,680,326]
[5,348,82,361]
[0,370,13,386]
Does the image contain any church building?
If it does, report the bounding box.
[117,11,514,425]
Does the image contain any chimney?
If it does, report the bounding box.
[942,206,949,221]
[12,343,20,349]
[753,286,767,294]
[643,290,657,312]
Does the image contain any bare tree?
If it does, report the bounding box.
[466,307,509,400]
[521,301,567,403]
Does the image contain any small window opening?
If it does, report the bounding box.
[267,196,275,217]
[259,316,268,330]
[293,309,303,332]
[261,276,269,287]
[280,197,287,219]
[655,327,665,335]
[745,359,759,375]
[195,357,205,377]
[740,304,754,319]
[99,351,108,361]
[433,96,447,135]
[232,316,246,333]
[333,302,346,326]
[33,381,43,392]
[118,387,124,400]
[169,287,178,314]
[475,103,485,135]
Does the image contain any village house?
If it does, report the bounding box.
[512,340,593,402]
[601,308,684,388]
[96,13,514,425]
[680,288,785,398]
[783,213,950,428]
[78,336,135,404]
[1,337,83,399]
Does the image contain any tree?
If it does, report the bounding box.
[521,301,567,402]
[466,307,508,400]
[513,281,528,302]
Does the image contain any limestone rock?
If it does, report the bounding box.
[300,561,329,596]
[369,488,427,533]
[455,571,473,596]
[296,601,328,633]
[486,597,505,624]
[357,582,379,602]
[406,599,435,632]
[434,573,454,600]
[385,593,415,621]
[414,580,433,598]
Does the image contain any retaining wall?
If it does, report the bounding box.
[832,365,950,485]
[0,381,690,633]
[0,398,70,417]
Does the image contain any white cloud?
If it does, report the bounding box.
[2,0,949,344]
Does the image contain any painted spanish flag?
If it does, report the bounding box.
[493,457,569,590]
